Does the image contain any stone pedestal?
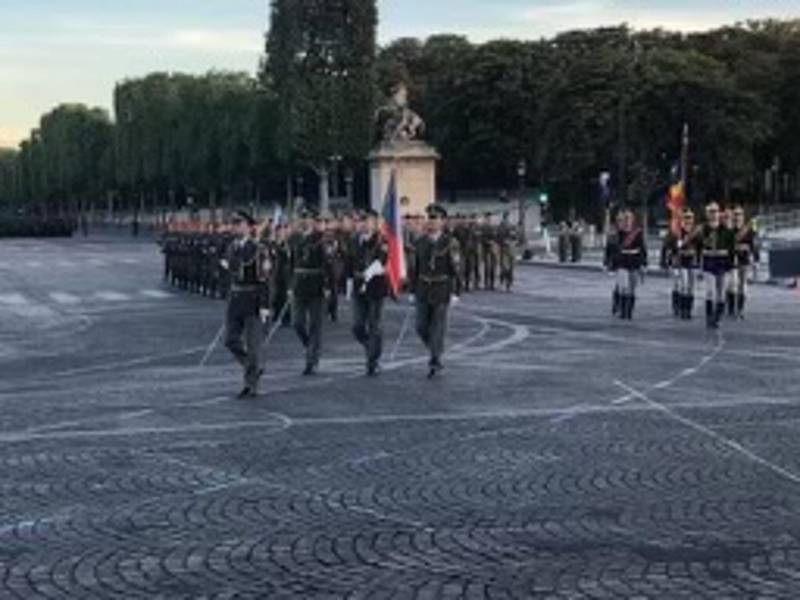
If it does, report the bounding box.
[369,141,440,216]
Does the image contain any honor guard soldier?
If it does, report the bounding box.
[413,204,459,378]
[729,206,759,319]
[614,209,648,320]
[699,202,735,329]
[221,211,272,399]
[290,211,334,375]
[661,209,701,319]
[350,210,389,376]
[603,211,625,316]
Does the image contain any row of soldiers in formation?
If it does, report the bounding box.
[604,203,758,329]
[161,210,520,310]
[160,208,517,397]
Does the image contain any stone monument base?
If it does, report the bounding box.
[369,141,440,216]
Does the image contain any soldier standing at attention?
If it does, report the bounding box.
[291,212,334,376]
[414,205,458,379]
[465,214,482,292]
[481,213,499,291]
[350,210,389,376]
[221,212,271,399]
[497,213,518,292]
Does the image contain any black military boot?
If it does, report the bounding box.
[705,300,716,329]
[737,294,745,320]
[612,289,620,316]
[726,292,736,318]
[687,295,694,320]
[672,290,680,318]
[716,302,725,329]
[628,295,636,320]
[427,358,443,379]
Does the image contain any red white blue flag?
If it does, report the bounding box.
[381,171,406,297]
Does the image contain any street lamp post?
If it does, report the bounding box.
[344,168,354,207]
[517,159,527,248]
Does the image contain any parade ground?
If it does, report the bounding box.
[2,231,800,599]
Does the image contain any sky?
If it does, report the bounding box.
[0,0,797,148]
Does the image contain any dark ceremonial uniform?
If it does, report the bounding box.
[661,228,701,319]
[290,230,334,374]
[604,227,622,316]
[615,228,648,320]
[699,224,735,329]
[452,221,469,295]
[413,233,458,377]
[223,237,271,396]
[403,224,419,293]
[351,231,389,375]
[498,221,518,291]
[270,235,292,325]
[324,228,343,322]
[728,224,758,319]
[660,231,682,317]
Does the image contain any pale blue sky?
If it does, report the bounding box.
[1,0,796,147]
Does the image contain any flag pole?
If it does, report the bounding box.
[681,123,690,207]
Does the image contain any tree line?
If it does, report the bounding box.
[1,16,798,224]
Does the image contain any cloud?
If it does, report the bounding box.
[165,29,263,54]
[0,125,28,149]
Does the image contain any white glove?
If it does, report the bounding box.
[364,260,385,282]
[345,278,354,300]
[259,309,271,323]
[219,259,230,270]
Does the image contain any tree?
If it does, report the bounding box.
[0,149,20,210]
[264,0,378,212]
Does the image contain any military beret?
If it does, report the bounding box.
[426,204,448,219]
[233,210,256,226]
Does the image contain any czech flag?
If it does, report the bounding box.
[381,171,406,297]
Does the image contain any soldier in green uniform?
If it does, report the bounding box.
[497,213,518,292]
[290,212,334,375]
[413,205,459,379]
[464,214,482,292]
[481,213,500,291]
[221,212,271,398]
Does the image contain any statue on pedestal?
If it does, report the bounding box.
[374,83,426,144]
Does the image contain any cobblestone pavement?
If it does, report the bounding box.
[2,234,800,598]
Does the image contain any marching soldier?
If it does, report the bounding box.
[221,212,271,399]
[413,205,459,378]
[290,212,334,376]
[699,202,735,329]
[350,210,389,376]
[729,206,758,319]
[662,208,701,320]
[614,209,648,320]
[269,224,292,326]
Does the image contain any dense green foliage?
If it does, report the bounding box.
[1,18,798,222]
